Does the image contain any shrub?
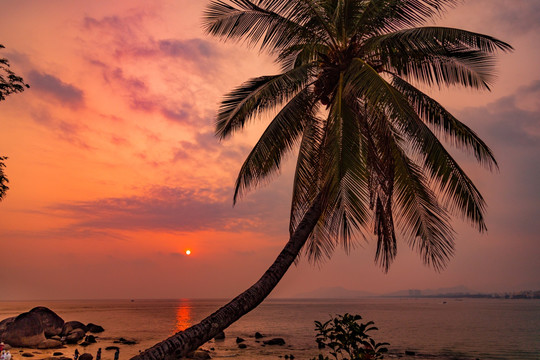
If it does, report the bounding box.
[312,313,389,360]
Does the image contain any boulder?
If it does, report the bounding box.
[79,353,93,360]
[84,335,97,343]
[65,328,85,344]
[1,311,46,347]
[263,338,285,346]
[0,317,15,335]
[28,307,64,337]
[21,353,35,357]
[61,321,87,336]
[235,337,245,343]
[86,323,104,334]
[213,331,225,340]
[105,346,119,351]
[238,343,247,349]
[37,339,63,349]
[53,352,64,356]
[254,332,264,339]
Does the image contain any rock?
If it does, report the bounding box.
[113,337,136,345]
[238,343,247,349]
[53,352,64,356]
[29,307,64,338]
[86,323,104,334]
[79,353,93,360]
[105,346,120,351]
[22,353,35,357]
[254,332,264,339]
[66,328,85,344]
[61,321,87,336]
[213,331,225,340]
[1,311,46,347]
[188,349,211,359]
[85,335,97,343]
[263,338,285,346]
[235,337,245,343]
[37,339,63,349]
[79,341,91,347]
[0,316,15,337]
[50,335,61,341]
[405,350,416,356]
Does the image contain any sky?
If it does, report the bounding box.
[0,0,539,300]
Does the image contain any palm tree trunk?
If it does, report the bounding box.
[131,198,322,360]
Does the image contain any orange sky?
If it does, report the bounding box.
[1,0,539,300]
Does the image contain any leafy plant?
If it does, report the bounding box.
[312,313,389,360]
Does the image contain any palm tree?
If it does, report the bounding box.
[1,44,29,201]
[132,1,511,358]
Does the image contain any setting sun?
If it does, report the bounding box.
[185,250,191,255]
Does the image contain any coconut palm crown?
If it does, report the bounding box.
[203,0,512,272]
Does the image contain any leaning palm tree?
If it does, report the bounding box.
[133,1,511,359]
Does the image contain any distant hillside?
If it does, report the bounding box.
[383,285,475,297]
[294,286,376,298]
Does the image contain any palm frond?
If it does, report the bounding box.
[392,76,497,169]
[357,0,459,34]
[391,137,455,271]
[216,63,313,139]
[233,88,318,202]
[203,0,331,52]
[394,106,488,232]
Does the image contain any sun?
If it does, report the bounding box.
[185,250,191,255]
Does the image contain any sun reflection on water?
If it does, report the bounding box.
[174,299,192,333]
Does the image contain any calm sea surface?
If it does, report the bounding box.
[1,298,539,360]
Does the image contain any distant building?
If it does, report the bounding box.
[409,289,422,297]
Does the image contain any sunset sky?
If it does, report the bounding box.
[1,0,539,300]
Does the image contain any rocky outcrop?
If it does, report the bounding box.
[29,307,64,337]
[37,339,63,349]
[65,328,85,344]
[0,307,104,348]
[86,323,104,334]
[0,311,46,347]
[61,321,87,336]
[84,335,97,344]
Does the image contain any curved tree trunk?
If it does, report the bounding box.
[131,199,322,360]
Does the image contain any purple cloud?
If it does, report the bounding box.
[28,71,84,107]
[51,185,290,234]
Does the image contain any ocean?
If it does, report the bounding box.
[1,298,539,360]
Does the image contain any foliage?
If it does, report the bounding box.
[204,0,512,272]
[1,44,28,201]
[312,313,389,360]
[0,156,8,201]
[0,44,29,101]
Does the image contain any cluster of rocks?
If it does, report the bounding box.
[0,307,104,349]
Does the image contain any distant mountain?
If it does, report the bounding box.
[294,286,376,299]
[383,285,475,297]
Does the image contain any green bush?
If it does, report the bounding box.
[312,313,389,360]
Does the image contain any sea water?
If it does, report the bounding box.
[0,298,539,359]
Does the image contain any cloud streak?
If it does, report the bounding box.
[27,71,84,107]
